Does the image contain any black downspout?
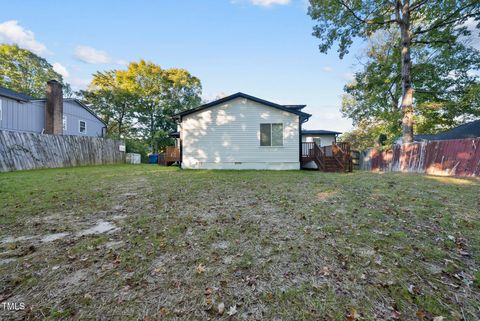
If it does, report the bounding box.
[179,117,183,169]
[298,116,302,165]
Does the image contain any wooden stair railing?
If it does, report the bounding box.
[301,142,325,171]
[302,142,352,172]
[312,142,325,171]
[331,142,353,172]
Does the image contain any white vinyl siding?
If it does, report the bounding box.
[302,134,336,147]
[181,97,300,170]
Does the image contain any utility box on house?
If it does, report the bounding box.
[126,153,141,164]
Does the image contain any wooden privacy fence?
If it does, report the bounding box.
[360,138,480,177]
[0,130,125,172]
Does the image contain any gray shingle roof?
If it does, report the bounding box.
[0,87,34,101]
[302,129,342,135]
[414,119,480,141]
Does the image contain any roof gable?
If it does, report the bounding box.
[175,92,311,121]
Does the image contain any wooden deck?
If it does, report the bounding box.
[160,146,180,166]
[301,142,353,172]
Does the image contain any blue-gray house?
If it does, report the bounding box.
[0,80,106,137]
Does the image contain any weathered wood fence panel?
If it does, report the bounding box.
[0,130,125,172]
[360,138,480,177]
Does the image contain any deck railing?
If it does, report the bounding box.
[165,146,180,164]
[302,141,352,172]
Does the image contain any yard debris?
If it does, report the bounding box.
[227,305,237,316]
[408,284,421,295]
[217,302,225,315]
[196,263,206,274]
[1,166,479,320]
[346,308,360,321]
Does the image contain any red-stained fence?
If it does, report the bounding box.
[360,138,480,177]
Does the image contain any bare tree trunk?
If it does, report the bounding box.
[399,0,414,143]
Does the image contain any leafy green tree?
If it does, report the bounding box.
[119,60,201,151]
[308,0,480,143]
[341,28,480,146]
[80,70,137,139]
[81,60,202,152]
[0,44,71,98]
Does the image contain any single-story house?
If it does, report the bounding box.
[171,92,348,170]
[413,119,480,142]
[0,80,106,137]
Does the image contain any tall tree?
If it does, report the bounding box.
[0,44,71,98]
[341,28,480,147]
[120,60,201,151]
[81,60,202,151]
[308,0,480,142]
[80,70,137,139]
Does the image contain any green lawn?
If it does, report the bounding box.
[0,165,479,320]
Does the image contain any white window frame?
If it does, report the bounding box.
[260,123,284,147]
[63,115,67,131]
[79,120,87,134]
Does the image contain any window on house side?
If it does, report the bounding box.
[260,123,283,146]
[79,120,86,133]
[63,116,67,131]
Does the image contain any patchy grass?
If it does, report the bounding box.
[0,165,479,320]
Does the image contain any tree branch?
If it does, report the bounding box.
[336,0,397,25]
[414,3,478,35]
[409,0,429,12]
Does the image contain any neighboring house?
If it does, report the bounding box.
[171,92,345,170]
[301,129,341,147]
[0,81,106,137]
[413,119,480,142]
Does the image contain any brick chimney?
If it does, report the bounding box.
[45,80,63,135]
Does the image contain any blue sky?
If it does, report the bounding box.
[0,0,366,131]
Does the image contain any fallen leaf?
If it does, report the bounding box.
[416,310,426,319]
[218,302,225,315]
[408,284,421,295]
[196,263,206,274]
[227,305,237,316]
[346,308,359,321]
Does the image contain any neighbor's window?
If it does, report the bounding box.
[260,123,283,146]
[79,120,86,133]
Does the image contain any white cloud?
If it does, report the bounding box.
[322,66,333,72]
[69,77,91,91]
[0,20,48,54]
[74,45,127,65]
[74,45,111,64]
[52,62,69,78]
